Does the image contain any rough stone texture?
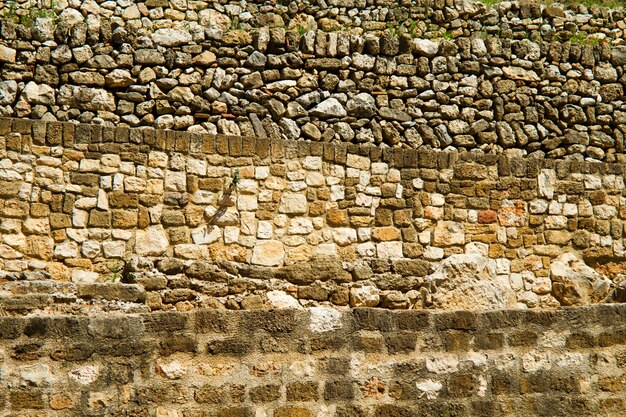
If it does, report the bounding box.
[425,254,516,310]
[0,306,623,415]
[0,117,626,312]
[0,0,624,159]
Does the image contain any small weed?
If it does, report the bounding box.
[295,23,307,36]
[477,0,502,7]
[441,30,454,41]
[569,31,601,46]
[228,168,240,193]
[386,18,420,38]
[0,0,58,28]
[107,260,125,283]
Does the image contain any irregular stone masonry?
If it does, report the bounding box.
[0,117,625,312]
[0,305,624,416]
[0,1,625,159]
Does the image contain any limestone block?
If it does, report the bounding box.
[349,286,380,307]
[266,290,302,309]
[279,193,307,214]
[251,240,284,267]
[135,226,169,256]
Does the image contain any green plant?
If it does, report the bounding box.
[107,260,124,283]
[569,31,601,46]
[1,0,58,28]
[386,18,420,38]
[440,30,454,41]
[228,168,240,193]
[476,0,503,7]
[295,23,307,36]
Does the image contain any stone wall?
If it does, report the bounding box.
[0,0,626,159]
[0,117,625,313]
[0,305,624,416]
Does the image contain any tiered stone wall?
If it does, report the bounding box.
[0,305,624,416]
[0,117,625,313]
[0,0,626,159]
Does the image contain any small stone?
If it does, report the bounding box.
[266,290,302,309]
[350,286,380,307]
[310,98,347,118]
[135,226,169,256]
[251,240,284,267]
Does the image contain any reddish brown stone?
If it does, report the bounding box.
[478,209,497,224]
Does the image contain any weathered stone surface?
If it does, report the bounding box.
[135,226,169,256]
[251,240,284,267]
[350,286,380,307]
[425,254,516,310]
[550,253,612,306]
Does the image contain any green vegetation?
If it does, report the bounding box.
[569,31,601,45]
[0,0,58,28]
[386,17,421,38]
[476,0,623,8]
[107,260,124,283]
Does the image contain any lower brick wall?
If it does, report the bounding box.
[0,305,624,416]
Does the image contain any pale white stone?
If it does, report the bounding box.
[357,242,376,257]
[23,218,50,235]
[237,195,258,211]
[288,181,307,192]
[538,169,556,199]
[279,193,307,214]
[288,218,314,235]
[430,193,445,207]
[333,228,357,246]
[75,197,97,209]
[191,225,222,245]
[102,241,126,258]
[266,290,301,309]
[309,307,342,333]
[67,229,89,243]
[148,152,168,168]
[55,241,78,259]
[20,364,54,386]
[72,270,99,284]
[425,357,459,374]
[158,360,187,380]
[315,243,338,256]
[423,246,444,260]
[81,240,101,258]
[164,171,186,192]
[584,174,601,190]
[350,286,380,307]
[415,380,443,399]
[306,172,325,187]
[251,240,284,266]
[68,365,100,385]
[237,179,257,194]
[529,199,548,214]
[224,227,240,244]
[425,254,516,310]
[302,156,322,170]
[563,203,578,216]
[255,166,270,179]
[257,221,273,239]
[135,226,169,256]
[371,162,389,175]
[377,241,403,259]
[495,258,510,275]
[330,185,345,201]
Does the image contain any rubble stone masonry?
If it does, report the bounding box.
[0,305,624,416]
[0,117,626,312]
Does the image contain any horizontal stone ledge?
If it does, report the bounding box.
[0,303,623,340]
[2,117,625,174]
